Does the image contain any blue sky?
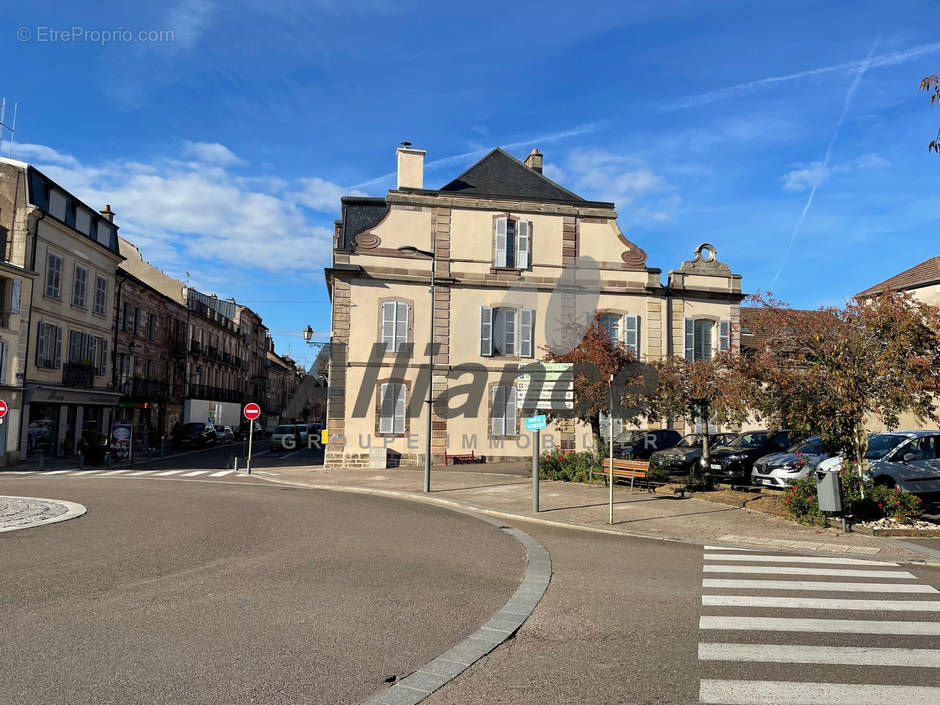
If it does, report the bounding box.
[4,1,940,370]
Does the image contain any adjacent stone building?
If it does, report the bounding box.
[324,146,743,468]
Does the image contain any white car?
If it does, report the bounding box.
[815,431,940,494]
[751,436,832,488]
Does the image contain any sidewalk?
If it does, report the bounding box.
[257,464,939,564]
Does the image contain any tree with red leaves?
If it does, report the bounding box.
[743,290,940,486]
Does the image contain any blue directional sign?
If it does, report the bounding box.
[524,415,547,431]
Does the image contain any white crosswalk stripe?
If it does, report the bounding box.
[209,470,235,477]
[180,470,210,477]
[43,469,73,475]
[2,468,266,482]
[153,470,184,476]
[698,548,940,703]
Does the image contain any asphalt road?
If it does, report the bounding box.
[0,475,523,705]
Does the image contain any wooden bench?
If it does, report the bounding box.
[593,458,654,492]
[443,450,486,465]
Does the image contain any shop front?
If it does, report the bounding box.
[22,385,122,458]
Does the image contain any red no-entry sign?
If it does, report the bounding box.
[244,403,261,420]
[0,399,8,418]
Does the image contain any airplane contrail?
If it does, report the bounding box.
[769,38,881,289]
[665,40,938,110]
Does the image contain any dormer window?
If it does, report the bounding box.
[494,217,531,269]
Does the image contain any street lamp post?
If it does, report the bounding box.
[398,244,434,493]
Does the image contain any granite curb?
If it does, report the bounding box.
[0,495,87,533]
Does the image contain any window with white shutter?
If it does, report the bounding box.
[624,315,639,357]
[10,279,21,314]
[379,381,407,435]
[684,318,694,360]
[480,306,493,356]
[718,320,731,352]
[94,276,107,316]
[73,266,87,308]
[46,254,62,299]
[491,385,516,437]
[599,314,620,345]
[519,308,534,358]
[493,308,515,356]
[381,301,409,353]
[495,218,508,268]
[0,340,7,382]
[516,220,531,269]
[686,319,714,361]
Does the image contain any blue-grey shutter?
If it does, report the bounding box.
[504,309,516,356]
[624,315,639,357]
[684,318,694,360]
[36,322,46,366]
[517,220,530,269]
[719,320,731,352]
[505,385,516,435]
[480,306,493,356]
[520,308,534,358]
[395,302,408,352]
[53,326,62,368]
[495,218,508,268]
[10,279,21,314]
[379,383,393,434]
[394,384,407,434]
[381,301,395,352]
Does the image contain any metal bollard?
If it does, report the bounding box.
[148,447,152,462]
[228,453,235,470]
[234,457,239,472]
[161,437,165,457]
[105,453,111,468]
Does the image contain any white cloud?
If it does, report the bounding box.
[182,140,245,166]
[854,152,890,170]
[292,177,366,212]
[783,162,830,192]
[166,0,215,50]
[12,143,81,168]
[21,141,352,275]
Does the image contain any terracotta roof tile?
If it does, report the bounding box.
[856,256,940,297]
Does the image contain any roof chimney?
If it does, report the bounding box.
[524,148,543,174]
[396,142,425,189]
[100,204,115,222]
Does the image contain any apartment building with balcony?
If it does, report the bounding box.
[0,158,122,458]
[324,146,743,468]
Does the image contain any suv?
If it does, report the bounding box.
[706,430,792,484]
[816,431,940,494]
[175,422,217,448]
[612,429,682,460]
[649,433,738,476]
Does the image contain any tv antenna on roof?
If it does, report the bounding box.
[0,98,18,158]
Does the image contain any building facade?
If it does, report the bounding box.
[264,338,304,426]
[324,146,743,469]
[0,159,123,458]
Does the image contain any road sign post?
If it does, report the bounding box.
[524,415,547,513]
[243,403,261,474]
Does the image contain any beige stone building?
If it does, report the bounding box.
[0,158,122,459]
[324,146,743,469]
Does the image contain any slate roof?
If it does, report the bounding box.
[856,256,940,297]
[438,148,610,206]
[339,196,388,250]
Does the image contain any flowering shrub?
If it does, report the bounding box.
[783,477,826,526]
[538,448,598,483]
[868,483,921,523]
[784,470,922,525]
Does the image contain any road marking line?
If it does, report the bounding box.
[69,470,100,476]
[698,642,940,667]
[180,470,210,477]
[703,565,915,579]
[700,616,940,635]
[699,680,940,704]
[704,554,896,566]
[128,471,157,476]
[704,545,756,551]
[702,595,940,611]
[42,469,73,475]
[153,470,183,476]
[209,470,235,477]
[2,471,34,475]
[97,470,132,476]
[703,578,938,593]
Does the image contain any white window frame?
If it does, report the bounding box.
[381,301,409,353]
[599,314,620,345]
[378,381,407,435]
[36,322,62,369]
[481,306,534,358]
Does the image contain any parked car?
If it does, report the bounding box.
[235,420,263,440]
[815,431,940,495]
[751,436,832,488]
[612,428,682,460]
[175,422,217,448]
[705,429,793,484]
[270,424,301,451]
[215,425,235,444]
[648,433,738,476]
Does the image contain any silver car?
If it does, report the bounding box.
[751,436,831,488]
[815,431,940,495]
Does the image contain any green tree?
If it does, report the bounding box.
[644,352,754,475]
[920,73,940,153]
[743,291,940,490]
